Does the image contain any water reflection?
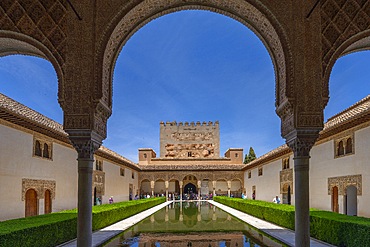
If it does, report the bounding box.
[104,202,287,247]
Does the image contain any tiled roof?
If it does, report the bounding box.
[0,93,139,170]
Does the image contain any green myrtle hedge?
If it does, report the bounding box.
[0,197,165,247]
[214,196,370,247]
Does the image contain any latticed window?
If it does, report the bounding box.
[248,171,251,179]
[335,135,354,158]
[33,138,52,160]
[95,160,103,171]
[120,168,125,176]
[282,157,290,170]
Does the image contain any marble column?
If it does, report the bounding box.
[165,180,169,201]
[212,180,216,197]
[179,181,183,201]
[286,130,318,247]
[197,180,201,200]
[67,130,102,247]
[150,180,154,197]
[227,181,231,197]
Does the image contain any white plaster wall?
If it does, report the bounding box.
[310,127,370,217]
[103,161,138,203]
[0,124,78,221]
[244,158,288,203]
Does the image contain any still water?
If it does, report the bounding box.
[103,201,287,247]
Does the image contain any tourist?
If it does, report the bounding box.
[252,192,256,200]
[134,194,139,200]
[109,196,114,204]
[273,195,281,204]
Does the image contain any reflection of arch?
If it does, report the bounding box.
[345,185,357,216]
[331,186,339,213]
[44,189,52,214]
[100,1,292,113]
[25,189,38,217]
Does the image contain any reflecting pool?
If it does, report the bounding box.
[103,201,287,247]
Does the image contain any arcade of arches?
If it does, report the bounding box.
[1,1,370,246]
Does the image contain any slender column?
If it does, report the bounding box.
[286,130,318,247]
[212,180,216,197]
[227,181,231,197]
[68,130,102,247]
[197,180,201,200]
[179,181,183,201]
[165,181,169,201]
[150,181,154,197]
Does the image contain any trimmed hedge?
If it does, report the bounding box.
[0,197,165,247]
[214,196,370,247]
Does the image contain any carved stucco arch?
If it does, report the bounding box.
[323,31,370,106]
[0,31,64,100]
[98,0,293,117]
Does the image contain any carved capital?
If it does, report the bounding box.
[66,130,102,159]
[286,129,320,157]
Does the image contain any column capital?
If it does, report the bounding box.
[66,130,102,159]
[286,128,320,157]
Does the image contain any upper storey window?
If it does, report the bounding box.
[282,157,290,170]
[33,137,52,160]
[335,135,354,158]
[95,159,103,171]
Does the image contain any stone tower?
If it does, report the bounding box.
[159,121,220,158]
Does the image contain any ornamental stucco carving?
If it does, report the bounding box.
[22,178,56,201]
[93,170,105,195]
[280,168,293,194]
[165,143,215,158]
[328,174,362,196]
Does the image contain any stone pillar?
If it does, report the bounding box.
[227,181,231,197]
[179,181,183,201]
[165,180,169,201]
[68,130,102,247]
[150,180,155,197]
[286,130,318,247]
[197,180,201,200]
[212,180,216,197]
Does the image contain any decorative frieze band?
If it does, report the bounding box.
[328,174,362,196]
[280,168,293,194]
[22,178,56,201]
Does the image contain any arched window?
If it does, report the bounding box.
[25,189,38,217]
[346,138,353,154]
[43,143,49,158]
[44,190,52,214]
[337,140,344,156]
[35,141,42,157]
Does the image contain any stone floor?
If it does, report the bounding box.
[59,200,335,247]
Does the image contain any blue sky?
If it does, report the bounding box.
[0,10,369,162]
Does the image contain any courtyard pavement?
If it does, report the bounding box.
[59,200,335,247]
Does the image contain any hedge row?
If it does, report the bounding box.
[0,197,165,247]
[214,196,370,247]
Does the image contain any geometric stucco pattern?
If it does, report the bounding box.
[321,0,370,90]
[0,0,67,64]
[280,168,293,194]
[22,178,56,201]
[328,174,362,196]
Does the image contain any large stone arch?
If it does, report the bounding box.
[98,0,293,124]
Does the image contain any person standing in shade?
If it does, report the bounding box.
[109,196,114,204]
[252,192,256,200]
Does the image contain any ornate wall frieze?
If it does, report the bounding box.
[328,174,362,196]
[280,168,293,194]
[22,178,56,201]
[93,170,105,195]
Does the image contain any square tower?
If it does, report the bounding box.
[159,121,220,158]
